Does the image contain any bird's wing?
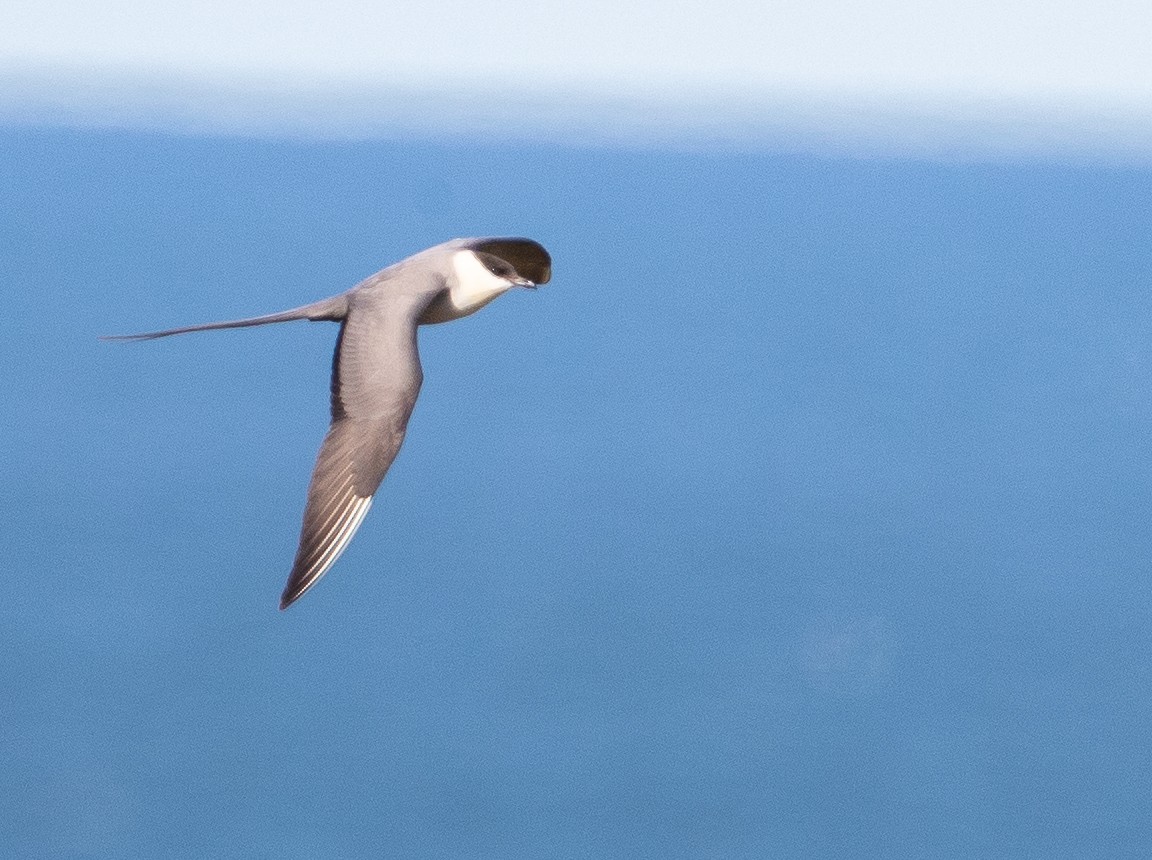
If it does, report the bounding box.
[279,286,438,609]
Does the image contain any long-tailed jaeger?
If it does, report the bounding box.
[105,237,552,609]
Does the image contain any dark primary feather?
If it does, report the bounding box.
[278,419,379,609]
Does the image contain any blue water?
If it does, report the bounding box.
[3,128,1151,857]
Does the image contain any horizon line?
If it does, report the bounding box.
[3,67,1152,165]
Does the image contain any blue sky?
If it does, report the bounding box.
[3,5,1152,858]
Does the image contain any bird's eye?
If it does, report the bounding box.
[477,253,516,279]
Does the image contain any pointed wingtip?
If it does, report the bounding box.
[279,595,301,611]
[279,586,304,611]
[278,487,374,614]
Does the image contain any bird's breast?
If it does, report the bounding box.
[419,281,514,325]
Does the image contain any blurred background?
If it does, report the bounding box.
[2,3,1152,857]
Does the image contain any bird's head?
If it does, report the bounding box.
[426,237,552,323]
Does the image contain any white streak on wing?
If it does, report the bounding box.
[297,488,359,574]
[302,471,357,560]
[305,496,373,589]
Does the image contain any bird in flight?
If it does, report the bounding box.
[105,237,551,609]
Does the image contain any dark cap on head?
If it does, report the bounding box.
[465,238,552,285]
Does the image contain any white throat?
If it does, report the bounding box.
[444,250,517,317]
